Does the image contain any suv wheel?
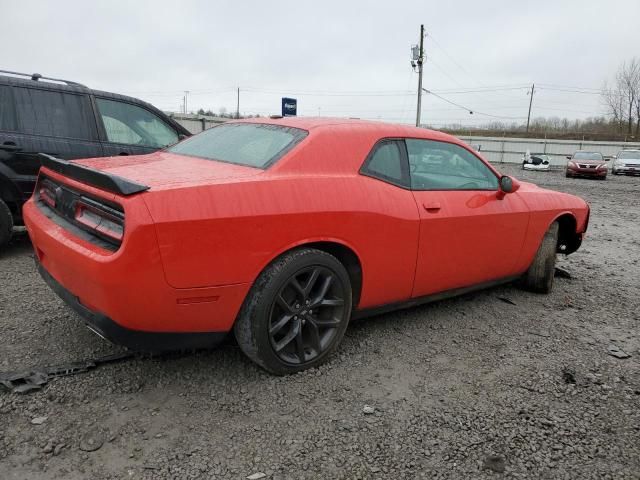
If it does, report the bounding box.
[520,222,559,293]
[234,248,352,375]
[0,199,13,249]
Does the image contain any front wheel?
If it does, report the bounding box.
[0,199,13,249]
[234,248,352,375]
[520,222,559,293]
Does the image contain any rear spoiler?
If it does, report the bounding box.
[38,154,149,196]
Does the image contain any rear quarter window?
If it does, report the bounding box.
[168,123,308,168]
[13,87,96,140]
[0,85,17,131]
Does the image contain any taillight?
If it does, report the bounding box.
[74,198,124,243]
[39,180,57,208]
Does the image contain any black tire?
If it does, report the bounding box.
[0,199,13,249]
[521,222,559,293]
[234,248,352,375]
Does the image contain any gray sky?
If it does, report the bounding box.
[3,0,639,126]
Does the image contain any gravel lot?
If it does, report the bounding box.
[1,164,639,479]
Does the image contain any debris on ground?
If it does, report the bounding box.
[246,473,266,480]
[30,416,48,425]
[483,454,506,473]
[607,345,631,359]
[79,431,105,452]
[562,367,577,384]
[362,405,375,415]
[0,352,134,394]
[497,297,517,306]
[555,267,572,279]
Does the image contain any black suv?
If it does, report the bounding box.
[0,70,190,248]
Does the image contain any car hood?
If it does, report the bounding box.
[570,159,604,165]
[72,151,262,191]
[618,158,640,165]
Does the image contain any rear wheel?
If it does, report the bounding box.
[234,248,352,375]
[0,199,13,249]
[521,222,559,293]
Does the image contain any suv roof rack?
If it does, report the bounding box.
[0,69,87,88]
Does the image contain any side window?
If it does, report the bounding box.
[0,85,17,131]
[96,98,178,148]
[361,140,409,187]
[406,139,498,191]
[13,87,96,140]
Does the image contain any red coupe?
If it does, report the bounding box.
[23,118,590,374]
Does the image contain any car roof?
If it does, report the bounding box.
[231,116,463,143]
[0,74,190,135]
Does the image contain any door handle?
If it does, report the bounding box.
[1,142,22,152]
[118,152,129,156]
[423,201,441,212]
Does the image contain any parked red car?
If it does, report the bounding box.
[24,118,590,374]
[565,151,608,179]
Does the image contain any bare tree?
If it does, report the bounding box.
[603,58,640,136]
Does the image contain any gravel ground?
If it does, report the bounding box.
[1,164,639,479]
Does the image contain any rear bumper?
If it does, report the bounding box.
[37,261,227,351]
[23,188,251,338]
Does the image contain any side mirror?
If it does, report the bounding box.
[497,175,520,199]
[566,155,572,160]
[178,133,189,141]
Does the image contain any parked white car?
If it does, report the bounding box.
[612,150,640,175]
[522,151,551,171]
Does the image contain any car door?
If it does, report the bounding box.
[94,97,180,156]
[407,138,530,298]
[0,84,103,213]
[358,139,420,306]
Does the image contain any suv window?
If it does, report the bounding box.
[13,87,96,140]
[96,98,178,148]
[361,140,409,187]
[0,85,17,131]
[407,139,498,190]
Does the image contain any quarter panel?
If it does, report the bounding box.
[514,186,589,273]
[144,175,421,308]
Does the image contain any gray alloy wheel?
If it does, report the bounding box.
[0,199,13,249]
[234,248,352,375]
[520,222,559,294]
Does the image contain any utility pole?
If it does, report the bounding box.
[526,83,535,133]
[184,91,189,114]
[415,25,425,127]
[236,87,240,119]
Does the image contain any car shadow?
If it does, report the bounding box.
[0,228,32,259]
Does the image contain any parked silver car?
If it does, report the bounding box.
[612,150,640,175]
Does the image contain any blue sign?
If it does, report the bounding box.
[282,97,297,117]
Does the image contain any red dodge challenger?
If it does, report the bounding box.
[24,118,590,374]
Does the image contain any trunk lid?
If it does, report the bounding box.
[72,151,262,191]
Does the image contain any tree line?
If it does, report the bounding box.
[440,57,640,141]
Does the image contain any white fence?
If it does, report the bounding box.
[459,135,640,167]
[167,113,228,134]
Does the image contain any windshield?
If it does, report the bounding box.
[168,123,308,168]
[618,151,640,160]
[573,152,603,161]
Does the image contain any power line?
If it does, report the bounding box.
[422,89,527,120]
